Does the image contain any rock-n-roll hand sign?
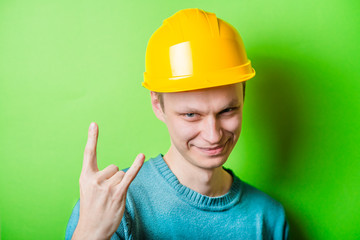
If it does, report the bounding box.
[72,122,145,240]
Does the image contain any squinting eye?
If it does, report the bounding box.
[223,108,233,112]
[221,107,239,114]
[185,113,196,118]
[221,108,234,114]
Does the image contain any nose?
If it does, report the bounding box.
[201,116,223,145]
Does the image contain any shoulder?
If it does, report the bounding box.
[241,180,284,210]
[237,179,289,239]
[226,169,285,214]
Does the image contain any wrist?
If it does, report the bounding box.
[72,222,110,240]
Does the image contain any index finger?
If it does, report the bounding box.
[82,122,99,173]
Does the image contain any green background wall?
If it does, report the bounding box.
[0,0,359,239]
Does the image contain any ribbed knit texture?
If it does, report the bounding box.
[65,154,289,240]
[151,154,242,212]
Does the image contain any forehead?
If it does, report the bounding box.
[162,83,243,111]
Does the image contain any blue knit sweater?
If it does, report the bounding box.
[66,154,288,239]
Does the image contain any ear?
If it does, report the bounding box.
[150,91,165,122]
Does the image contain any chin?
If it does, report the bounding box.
[189,143,234,169]
[192,153,230,170]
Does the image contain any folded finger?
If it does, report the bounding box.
[97,164,119,182]
[106,171,126,186]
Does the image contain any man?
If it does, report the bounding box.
[66,8,289,239]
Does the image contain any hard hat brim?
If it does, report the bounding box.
[143,62,255,93]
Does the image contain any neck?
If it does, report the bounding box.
[163,148,233,197]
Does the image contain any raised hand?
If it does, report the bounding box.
[72,122,145,240]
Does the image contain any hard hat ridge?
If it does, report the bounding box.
[163,8,220,40]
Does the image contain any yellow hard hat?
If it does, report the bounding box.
[142,8,255,92]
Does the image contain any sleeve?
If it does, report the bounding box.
[273,204,289,240]
[114,202,134,240]
[65,200,80,240]
[65,199,125,240]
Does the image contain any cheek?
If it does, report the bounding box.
[223,115,242,135]
[166,118,199,142]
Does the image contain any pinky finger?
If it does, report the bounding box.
[117,154,145,194]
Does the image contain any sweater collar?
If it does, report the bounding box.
[151,154,243,211]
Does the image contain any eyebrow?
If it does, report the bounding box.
[177,99,241,113]
[223,99,241,109]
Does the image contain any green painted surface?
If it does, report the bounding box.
[0,0,359,239]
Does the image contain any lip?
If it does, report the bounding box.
[196,140,229,156]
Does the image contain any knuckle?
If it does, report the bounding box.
[116,171,125,179]
[109,164,119,171]
[92,175,101,186]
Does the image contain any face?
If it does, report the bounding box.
[151,83,244,171]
